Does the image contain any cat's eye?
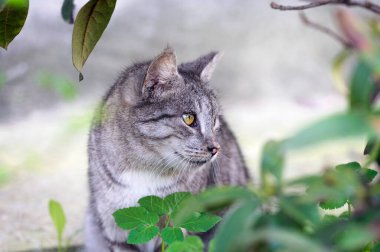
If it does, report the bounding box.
[182,113,196,126]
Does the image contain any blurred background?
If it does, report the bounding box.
[0,0,369,250]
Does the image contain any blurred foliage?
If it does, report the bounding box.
[61,0,75,24]
[0,163,11,184]
[172,9,380,252]
[37,72,78,101]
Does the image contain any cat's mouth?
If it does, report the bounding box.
[174,152,210,166]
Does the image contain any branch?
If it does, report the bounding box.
[271,0,380,15]
[299,12,353,48]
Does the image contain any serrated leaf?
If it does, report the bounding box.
[72,0,116,80]
[138,195,169,216]
[112,207,159,230]
[48,199,66,243]
[61,0,75,24]
[164,192,191,213]
[166,236,204,252]
[176,212,221,232]
[161,227,184,244]
[0,0,29,49]
[127,224,159,244]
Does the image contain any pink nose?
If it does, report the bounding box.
[207,145,220,156]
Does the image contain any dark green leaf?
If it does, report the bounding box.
[72,0,116,80]
[61,0,75,24]
[166,236,204,252]
[214,201,260,252]
[176,212,221,232]
[238,228,329,252]
[138,195,169,216]
[361,168,378,183]
[0,0,28,49]
[161,227,184,244]
[172,186,258,225]
[336,225,375,250]
[284,113,373,150]
[112,207,159,230]
[279,196,321,227]
[349,59,375,112]
[261,140,284,188]
[48,199,66,243]
[321,214,339,225]
[164,192,191,213]
[127,224,159,244]
[335,162,361,172]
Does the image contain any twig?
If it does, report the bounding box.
[271,0,380,15]
[299,12,353,48]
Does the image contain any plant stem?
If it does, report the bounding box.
[363,139,380,167]
[348,203,352,217]
[162,240,165,252]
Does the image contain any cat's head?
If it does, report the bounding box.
[120,48,223,173]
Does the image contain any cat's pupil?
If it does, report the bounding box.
[182,113,196,126]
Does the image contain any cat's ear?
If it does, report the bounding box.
[143,48,178,93]
[199,52,223,82]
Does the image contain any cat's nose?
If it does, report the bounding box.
[207,144,220,156]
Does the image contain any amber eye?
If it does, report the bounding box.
[182,113,196,126]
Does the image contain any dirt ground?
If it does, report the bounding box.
[0,0,369,250]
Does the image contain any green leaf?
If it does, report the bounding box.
[361,168,378,183]
[72,0,116,80]
[172,186,258,225]
[261,140,284,188]
[336,225,375,250]
[322,214,339,225]
[138,195,169,216]
[336,162,361,172]
[279,196,321,227]
[61,0,75,24]
[48,199,66,243]
[127,224,159,244]
[284,113,373,150]
[164,192,191,213]
[0,0,29,49]
[166,236,204,252]
[161,227,184,244]
[349,59,375,112]
[112,207,159,230]
[214,201,260,252]
[176,212,221,232]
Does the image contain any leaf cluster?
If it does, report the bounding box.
[112,192,221,251]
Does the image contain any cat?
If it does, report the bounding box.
[85,48,250,252]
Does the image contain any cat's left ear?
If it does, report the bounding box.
[198,52,223,82]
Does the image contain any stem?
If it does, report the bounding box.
[162,240,165,252]
[363,139,380,167]
[348,203,352,217]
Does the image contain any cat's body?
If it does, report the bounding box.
[86,48,250,252]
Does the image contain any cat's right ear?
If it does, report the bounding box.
[142,48,178,95]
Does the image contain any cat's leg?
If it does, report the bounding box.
[84,208,110,252]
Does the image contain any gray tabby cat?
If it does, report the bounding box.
[86,48,250,252]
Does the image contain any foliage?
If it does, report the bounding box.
[48,200,67,252]
[113,192,221,251]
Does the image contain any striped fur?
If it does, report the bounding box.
[86,48,250,252]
